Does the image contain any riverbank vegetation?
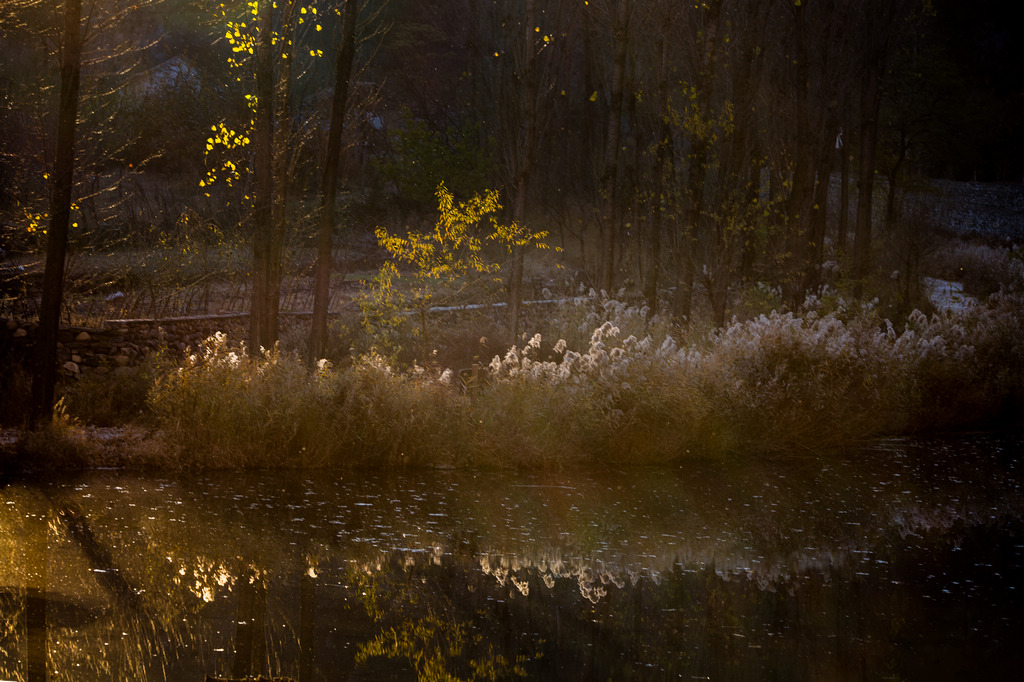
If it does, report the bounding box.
[6,276,1020,470]
[145,289,1024,468]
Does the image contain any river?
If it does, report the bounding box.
[1,434,1022,680]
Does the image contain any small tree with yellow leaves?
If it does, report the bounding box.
[359,182,553,358]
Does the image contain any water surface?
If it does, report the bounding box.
[1,434,1022,680]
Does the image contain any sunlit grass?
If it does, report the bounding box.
[143,290,1024,469]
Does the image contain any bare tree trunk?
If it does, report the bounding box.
[884,132,908,232]
[672,229,697,324]
[599,0,630,294]
[269,0,298,345]
[739,156,761,283]
[250,0,276,351]
[310,0,358,361]
[785,0,815,304]
[672,135,706,324]
[643,37,670,318]
[837,132,850,254]
[803,140,836,293]
[508,0,538,342]
[853,55,880,296]
[30,0,82,426]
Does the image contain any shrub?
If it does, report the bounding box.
[358,183,554,363]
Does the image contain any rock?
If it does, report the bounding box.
[94,366,110,375]
[13,327,27,337]
[113,355,130,367]
[6,319,18,330]
[63,361,80,374]
[113,366,134,376]
[75,331,91,341]
[72,354,82,363]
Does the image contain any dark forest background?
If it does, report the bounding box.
[2,0,1022,330]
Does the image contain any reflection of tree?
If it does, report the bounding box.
[25,504,47,682]
[351,556,527,681]
[49,496,141,609]
[230,566,268,679]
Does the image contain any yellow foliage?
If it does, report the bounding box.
[360,183,557,354]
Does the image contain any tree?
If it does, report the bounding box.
[359,183,551,359]
[593,0,632,295]
[851,0,915,296]
[5,0,163,424]
[200,0,343,351]
[249,0,276,351]
[309,0,358,362]
[506,0,539,341]
[30,0,83,425]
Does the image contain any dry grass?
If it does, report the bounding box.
[134,290,1024,469]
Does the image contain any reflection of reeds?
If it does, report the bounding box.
[5,436,1016,681]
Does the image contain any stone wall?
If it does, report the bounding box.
[1,313,314,377]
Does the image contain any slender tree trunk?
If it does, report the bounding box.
[837,132,850,254]
[803,140,836,293]
[672,135,706,324]
[739,156,761,283]
[250,1,276,351]
[853,57,880,296]
[508,0,537,342]
[644,38,670,318]
[310,0,358,361]
[885,134,908,232]
[599,0,629,294]
[30,0,82,426]
[672,228,697,323]
[786,0,814,304]
[269,0,298,345]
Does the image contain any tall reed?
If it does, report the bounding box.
[146,292,1024,468]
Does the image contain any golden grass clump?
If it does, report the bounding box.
[141,291,1023,469]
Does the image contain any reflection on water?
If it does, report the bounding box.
[1,435,1023,680]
